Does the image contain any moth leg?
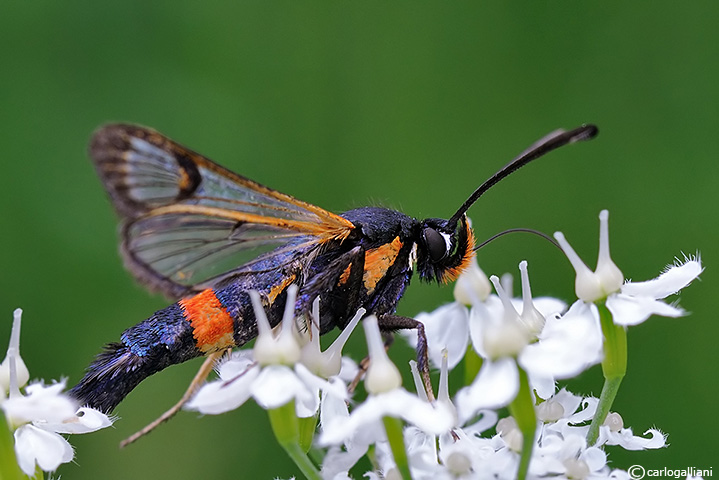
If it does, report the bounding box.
[120,349,227,448]
[377,315,434,401]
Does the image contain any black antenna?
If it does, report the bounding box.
[474,227,563,253]
[447,124,598,230]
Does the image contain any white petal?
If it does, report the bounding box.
[528,371,556,400]
[251,365,313,410]
[3,382,77,425]
[453,254,492,304]
[532,297,567,318]
[390,390,455,435]
[549,389,583,421]
[321,444,370,479]
[606,293,684,326]
[455,358,519,424]
[468,296,504,358]
[295,363,348,401]
[621,259,702,299]
[14,424,73,475]
[404,427,440,476]
[599,426,666,450]
[319,389,454,445]
[44,407,113,434]
[292,363,336,418]
[581,445,608,472]
[568,397,599,424]
[294,395,320,419]
[185,364,259,414]
[462,409,498,436]
[416,303,469,370]
[519,301,602,379]
[217,350,255,379]
[337,357,360,385]
[319,388,349,434]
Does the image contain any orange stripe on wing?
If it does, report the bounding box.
[148,204,354,243]
[179,289,236,353]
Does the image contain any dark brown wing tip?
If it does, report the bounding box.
[89,123,137,155]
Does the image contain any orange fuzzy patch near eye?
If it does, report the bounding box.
[363,236,403,294]
[180,289,236,353]
[441,227,476,284]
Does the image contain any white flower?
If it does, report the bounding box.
[457,261,576,421]
[318,316,456,479]
[554,210,624,303]
[6,382,113,476]
[595,412,666,450]
[345,351,499,480]
[532,432,610,479]
[554,210,702,325]
[186,287,358,417]
[1,309,113,476]
[538,391,665,452]
[319,316,455,446]
[438,428,514,480]
[383,386,656,480]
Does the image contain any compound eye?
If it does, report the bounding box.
[423,227,448,263]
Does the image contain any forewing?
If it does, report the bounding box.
[89,124,355,298]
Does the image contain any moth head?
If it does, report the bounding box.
[417,215,475,284]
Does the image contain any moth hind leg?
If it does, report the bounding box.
[377,315,434,401]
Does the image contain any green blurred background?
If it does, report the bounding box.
[1,2,717,478]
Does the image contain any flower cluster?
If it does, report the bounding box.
[0,309,113,478]
[184,210,702,480]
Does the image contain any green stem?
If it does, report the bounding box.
[586,302,627,445]
[298,415,318,453]
[508,366,536,480]
[382,416,411,479]
[267,402,321,480]
[463,344,483,386]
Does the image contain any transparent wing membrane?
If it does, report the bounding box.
[90,124,354,297]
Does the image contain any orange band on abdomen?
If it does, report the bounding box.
[179,289,236,353]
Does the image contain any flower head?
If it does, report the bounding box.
[0,309,113,476]
[555,210,703,325]
[554,210,624,303]
[319,316,455,450]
